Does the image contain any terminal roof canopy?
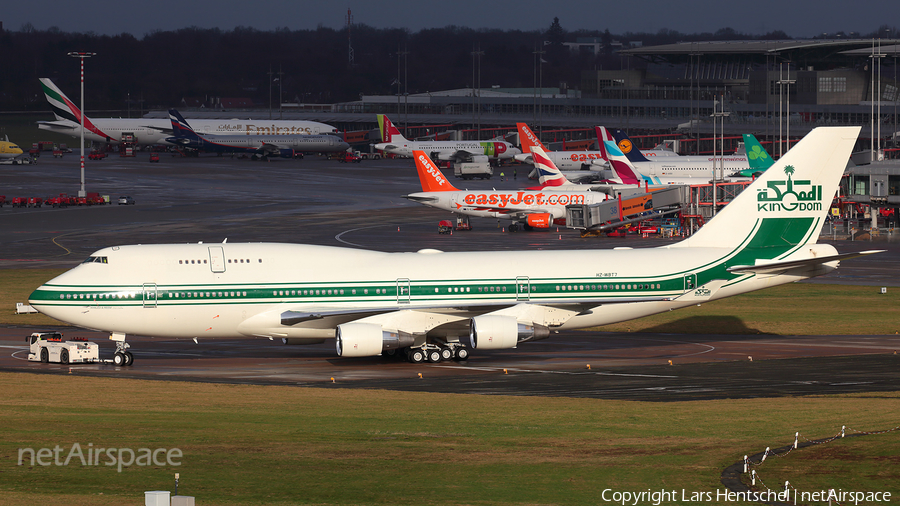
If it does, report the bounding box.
[620,39,900,66]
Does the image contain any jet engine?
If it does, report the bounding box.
[278,148,295,159]
[335,322,415,358]
[526,213,552,228]
[467,315,550,350]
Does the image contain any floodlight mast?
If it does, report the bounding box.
[67,51,96,198]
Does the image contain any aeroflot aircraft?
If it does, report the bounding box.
[405,149,609,231]
[373,114,520,162]
[29,127,880,366]
[36,78,337,146]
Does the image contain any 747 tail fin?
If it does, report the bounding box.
[676,126,861,250]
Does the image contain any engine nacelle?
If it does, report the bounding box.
[526,213,552,228]
[278,148,295,159]
[335,322,415,357]
[467,315,551,350]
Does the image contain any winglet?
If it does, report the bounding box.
[413,151,458,192]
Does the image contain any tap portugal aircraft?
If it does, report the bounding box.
[374,114,520,163]
[28,127,881,366]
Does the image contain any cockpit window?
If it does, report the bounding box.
[82,256,109,264]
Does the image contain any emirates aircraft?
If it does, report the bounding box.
[36,78,337,146]
[373,115,520,163]
[29,127,879,366]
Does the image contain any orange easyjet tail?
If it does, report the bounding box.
[517,123,547,154]
[413,151,459,192]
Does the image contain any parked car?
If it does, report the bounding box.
[117,196,135,205]
[149,152,160,162]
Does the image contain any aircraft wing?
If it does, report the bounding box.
[276,296,678,335]
[437,149,485,162]
[144,125,174,136]
[726,250,884,275]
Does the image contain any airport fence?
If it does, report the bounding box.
[729,424,900,505]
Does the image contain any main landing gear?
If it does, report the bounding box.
[402,344,468,364]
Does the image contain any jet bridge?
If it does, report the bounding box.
[566,181,753,234]
[566,186,689,231]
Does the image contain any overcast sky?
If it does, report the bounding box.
[3,0,894,39]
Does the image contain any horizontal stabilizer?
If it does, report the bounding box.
[726,250,884,275]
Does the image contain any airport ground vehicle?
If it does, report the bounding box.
[149,152,160,162]
[53,148,63,158]
[11,197,27,207]
[88,150,107,160]
[438,220,453,234]
[0,196,5,207]
[27,332,102,364]
[338,152,362,163]
[118,196,135,205]
[356,150,381,160]
[453,160,492,179]
[27,197,43,208]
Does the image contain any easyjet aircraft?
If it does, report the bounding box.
[405,150,609,231]
[29,127,880,366]
[36,78,337,146]
[373,114,520,162]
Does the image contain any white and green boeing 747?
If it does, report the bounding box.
[29,127,881,366]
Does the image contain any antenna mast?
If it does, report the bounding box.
[346,8,354,67]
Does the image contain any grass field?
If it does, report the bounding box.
[1,272,899,504]
[0,374,897,505]
[4,268,899,335]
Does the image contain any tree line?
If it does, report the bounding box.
[0,21,895,112]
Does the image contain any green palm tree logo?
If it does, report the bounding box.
[784,165,795,179]
[749,145,769,161]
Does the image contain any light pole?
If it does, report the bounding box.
[68,51,95,198]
